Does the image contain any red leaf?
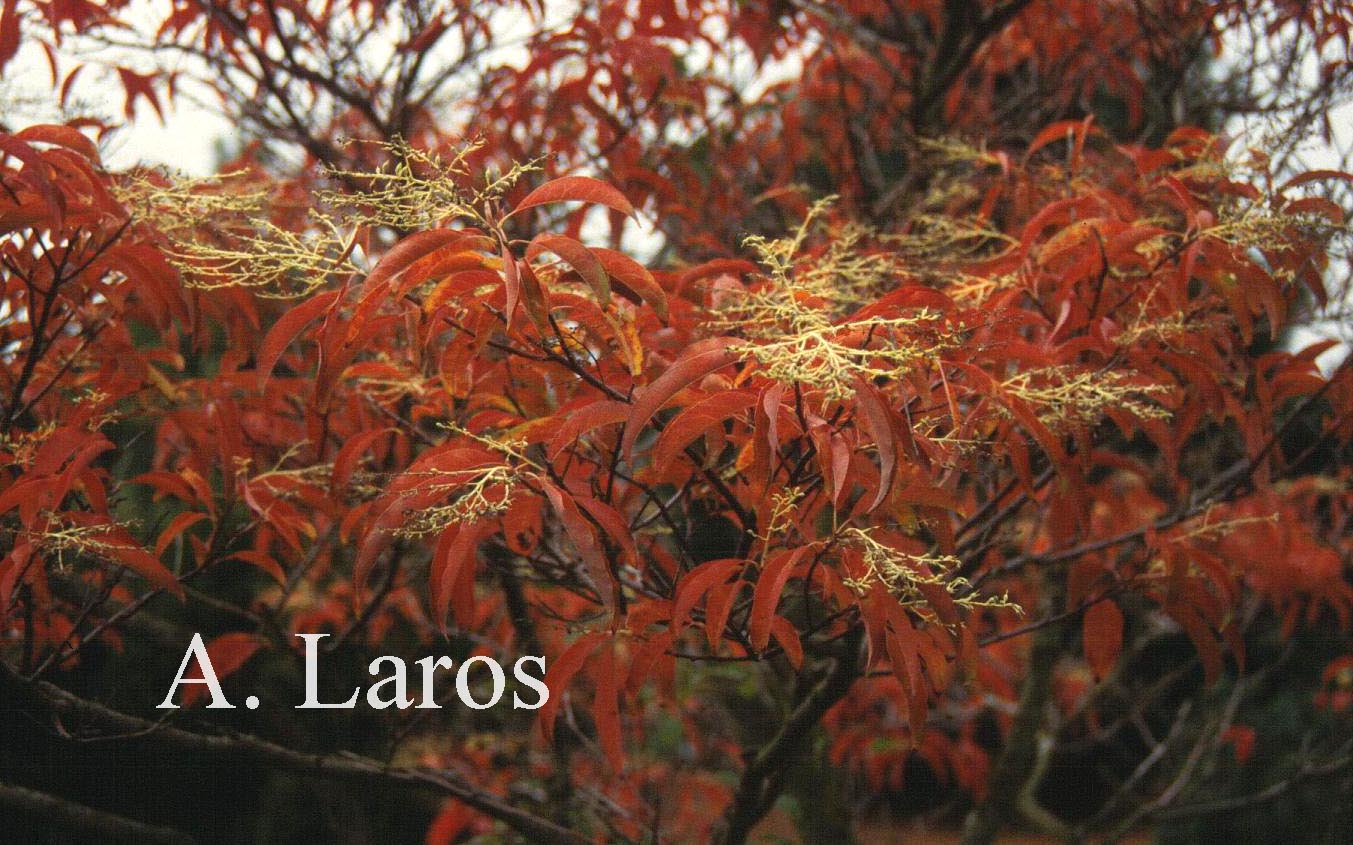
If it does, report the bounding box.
[1082,598,1123,680]
[331,427,394,491]
[499,233,521,324]
[13,124,100,163]
[257,290,340,384]
[808,416,852,510]
[545,399,629,459]
[592,647,625,771]
[539,632,605,744]
[540,481,615,612]
[1026,116,1101,164]
[223,550,287,586]
[1278,169,1353,192]
[102,529,184,599]
[749,547,808,653]
[0,542,32,610]
[0,134,62,226]
[852,377,898,512]
[0,0,20,73]
[527,232,611,305]
[1222,724,1256,764]
[705,575,744,651]
[591,247,667,321]
[672,558,744,636]
[424,800,478,845]
[429,524,486,628]
[154,512,209,559]
[116,67,165,122]
[574,496,639,570]
[1171,602,1224,685]
[516,258,552,333]
[653,389,757,471]
[770,617,804,670]
[622,337,742,460]
[363,229,470,296]
[512,175,636,219]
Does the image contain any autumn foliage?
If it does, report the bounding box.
[2,1,1352,843]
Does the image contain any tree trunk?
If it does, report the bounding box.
[961,612,1064,845]
[711,628,862,845]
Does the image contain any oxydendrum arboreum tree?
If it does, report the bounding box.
[2,2,1353,843]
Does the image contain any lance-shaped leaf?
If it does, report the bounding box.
[591,247,667,321]
[539,631,606,744]
[622,337,742,461]
[851,376,899,513]
[575,496,639,570]
[527,232,610,304]
[14,124,101,163]
[672,558,744,636]
[517,258,552,334]
[540,480,615,612]
[101,525,185,599]
[749,547,810,653]
[258,290,340,384]
[154,511,210,559]
[652,389,757,472]
[511,175,636,219]
[499,233,521,324]
[771,617,804,670]
[361,229,470,296]
[222,550,287,586]
[330,427,395,491]
[546,399,629,459]
[430,523,488,629]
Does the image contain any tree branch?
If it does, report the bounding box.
[711,627,862,845]
[0,663,589,845]
[0,780,196,844]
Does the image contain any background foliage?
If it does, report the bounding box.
[2,1,1352,843]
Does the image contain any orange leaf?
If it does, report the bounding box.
[512,175,636,219]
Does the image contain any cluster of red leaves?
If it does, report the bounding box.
[3,1,1353,840]
[6,88,1353,836]
[5,110,1353,835]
